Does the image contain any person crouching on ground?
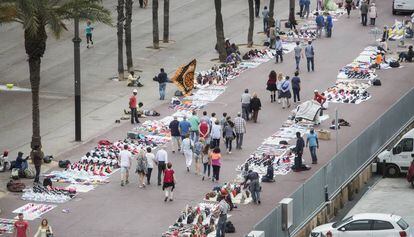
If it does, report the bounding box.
[242,170,261,204]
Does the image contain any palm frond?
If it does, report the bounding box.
[57,0,112,26]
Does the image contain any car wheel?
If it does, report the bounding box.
[392,9,397,15]
[386,164,400,177]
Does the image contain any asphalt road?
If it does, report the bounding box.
[0,0,413,236]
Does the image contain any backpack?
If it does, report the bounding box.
[59,160,71,168]
[373,79,381,86]
[389,61,400,68]
[7,180,26,192]
[225,221,236,233]
[43,155,53,164]
[24,168,35,179]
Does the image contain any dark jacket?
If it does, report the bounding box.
[291,76,301,90]
[169,120,180,137]
[360,2,369,14]
[15,152,26,169]
[295,137,305,154]
[157,72,168,84]
[31,149,44,166]
[250,97,262,111]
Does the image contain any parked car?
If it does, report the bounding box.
[376,128,414,177]
[310,213,412,237]
[393,0,414,15]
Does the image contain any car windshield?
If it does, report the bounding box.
[397,218,409,230]
[332,216,353,228]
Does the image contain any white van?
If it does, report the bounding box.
[393,0,414,14]
[377,128,414,176]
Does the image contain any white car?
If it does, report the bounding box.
[310,213,412,237]
[393,0,414,15]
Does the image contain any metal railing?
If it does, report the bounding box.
[253,88,414,237]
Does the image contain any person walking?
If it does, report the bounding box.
[326,13,333,37]
[305,41,315,72]
[268,23,276,49]
[292,132,305,171]
[14,213,29,237]
[292,71,301,103]
[163,162,175,202]
[280,76,292,109]
[262,6,269,32]
[276,73,285,104]
[254,0,260,17]
[179,116,191,140]
[275,36,283,63]
[306,128,319,164]
[34,219,52,237]
[250,93,262,123]
[315,12,325,38]
[188,111,200,142]
[138,0,144,8]
[155,147,168,186]
[266,70,277,102]
[223,120,235,154]
[345,0,353,18]
[200,111,211,125]
[360,0,369,26]
[135,149,148,188]
[210,112,218,125]
[299,0,305,18]
[303,0,311,19]
[145,147,155,185]
[234,112,247,149]
[169,116,181,153]
[210,147,222,182]
[215,194,230,237]
[85,20,94,48]
[242,170,261,204]
[202,144,211,181]
[241,89,252,121]
[129,89,140,124]
[30,145,44,184]
[193,138,204,175]
[119,145,132,186]
[157,68,168,100]
[369,3,377,26]
[220,112,228,130]
[181,134,194,172]
[294,41,304,71]
[210,120,222,148]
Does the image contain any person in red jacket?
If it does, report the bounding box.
[163,162,175,202]
[129,89,140,124]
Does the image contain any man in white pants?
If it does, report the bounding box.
[119,144,132,186]
[181,134,194,172]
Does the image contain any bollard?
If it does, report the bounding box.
[382,159,387,178]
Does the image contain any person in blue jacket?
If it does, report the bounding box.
[315,12,325,38]
[326,13,333,38]
[299,0,306,18]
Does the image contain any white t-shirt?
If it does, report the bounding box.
[119,150,132,167]
[155,149,168,163]
[146,153,155,169]
[210,123,222,139]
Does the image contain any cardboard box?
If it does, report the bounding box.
[317,129,331,140]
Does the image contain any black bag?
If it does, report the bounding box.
[285,22,291,28]
[186,213,195,224]
[59,160,71,168]
[153,76,159,82]
[225,221,236,233]
[43,177,53,187]
[43,155,53,164]
[373,79,381,86]
[389,61,400,68]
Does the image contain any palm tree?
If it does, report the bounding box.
[0,0,111,151]
[125,0,133,72]
[289,0,296,25]
[269,0,275,17]
[214,0,226,62]
[163,0,169,43]
[247,0,254,47]
[153,0,159,49]
[117,0,125,80]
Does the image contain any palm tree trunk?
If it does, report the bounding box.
[163,0,169,43]
[153,0,160,49]
[28,57,42,150]
[269,0,275,17]
[247,0,254,47]
[289,0,296,25]
[125,0,133,72]
[117,0,125,80]
[214,0,226,62]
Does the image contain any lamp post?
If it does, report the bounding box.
[73,17,82,141]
